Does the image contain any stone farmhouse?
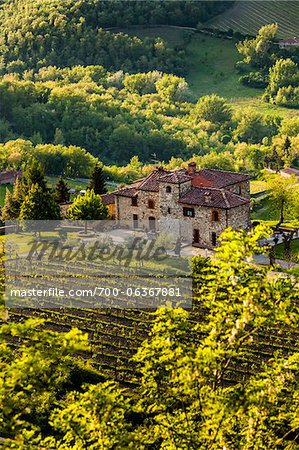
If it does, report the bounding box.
[0,169,22,185]
[278,37,299,49]
[101,163,251,248]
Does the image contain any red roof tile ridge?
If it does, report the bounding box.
[199,168,251,177]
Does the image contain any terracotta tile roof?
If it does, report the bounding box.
[190,174,214,188]
[280,37,299,44]
[114,187,138,198]
[197,169,251,188]
[158,172,192,184]
[0,170,22,184]
[137,167,169,191]
[281,168,299,176]
[178,187,250,209]
[129,178,145,187]
[100,192,115,205]
[112,166,251,207]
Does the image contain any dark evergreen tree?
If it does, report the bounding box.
[283,136,291,151]
[19,184,61,221]
[1,177,24,221]
[88,164,107,195]
[22,158,47,193]
[55,176,70,203]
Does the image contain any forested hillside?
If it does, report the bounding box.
[1,66,298,166]
[0,0,231,74]
[0,1,297,166]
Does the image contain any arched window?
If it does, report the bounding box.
[212,210,219,222]
[148,199,155,209]
[166,186,172,193]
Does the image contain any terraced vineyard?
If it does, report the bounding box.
[206,1,299,38]
[1,236,298,387]
[4,292,299,387]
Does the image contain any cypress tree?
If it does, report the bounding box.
[1,189,15,221]
[1,177,24,221]
[88,164,107,195]
[55,176,70,203]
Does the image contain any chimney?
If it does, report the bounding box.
[187,161,197,175]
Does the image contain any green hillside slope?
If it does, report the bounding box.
[206,1,299,38]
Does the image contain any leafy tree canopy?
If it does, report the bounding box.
[67,189,108,221]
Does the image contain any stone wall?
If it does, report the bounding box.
[115,177,251,247]
[226,180,250,198]
[116,191,160,230]
[159,180,192,216]
[227,203,251,231]
[160,198,250,247]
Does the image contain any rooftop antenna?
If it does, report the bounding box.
[150,153,160,164]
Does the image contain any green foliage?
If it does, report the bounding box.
[1,176,23,221]
[155,73,192,102]
[235,24,299,110]
[123,71,160,95]
[34,143,97,178]
[239,71,268,88]
[0,1,190,75]
[1,227,299,448]
[265,58,299,106]
[22,157,47,192]
[232,108,270,144]
[280,116,299,136]
[131,226,299,449]
[267,173,299,223]
[88,164,107,195]
[236,23,278,69]
[43,382,131,450]
[19,183,61,221]
[0,319,89,443]
[199,151,236,171]
[194,94,232,125]
[0,66,296,166]
[67,190,108,221]
[55,176,70,203]
[1,189,14,221]
[0,139,96,177]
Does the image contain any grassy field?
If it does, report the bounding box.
[250,180,269,195]
[46,176,88,190]
[206,0,299,38]
[275,238,299,262]
[186,34,260,99]
[251,195,280,222]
